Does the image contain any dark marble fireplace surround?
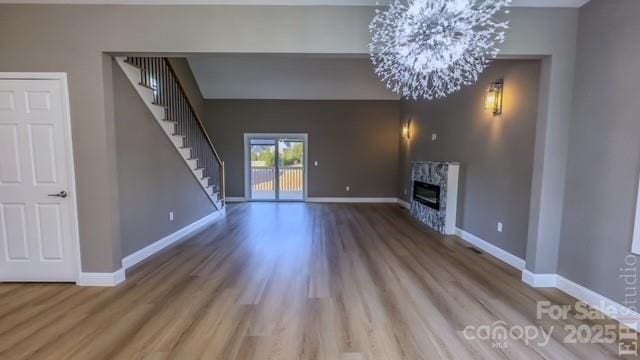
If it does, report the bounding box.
[411,161,460,234]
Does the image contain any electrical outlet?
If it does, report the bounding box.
[497,222,503,232]
[169,211,174,222]
[432,133,438,141]
[346,185,350,192]
[404,188,408,195]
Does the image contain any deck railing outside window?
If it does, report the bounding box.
[251,167,303,192]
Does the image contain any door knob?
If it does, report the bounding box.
[48,191,68,198]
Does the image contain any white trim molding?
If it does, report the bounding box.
[77,209,224,287]
[115,58,222,209]
[227,196,409,206]
[521,269,557,287]
[307,197,399,204]
[243,133,308,202]
[0,72,82,284]
[78,269,126,287]
[455,228,526,271]
[397,198,410,209]
[522,270,640,332]
[555,276,640,332]
[122,209,225,270]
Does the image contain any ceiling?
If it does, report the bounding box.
[0,0,591,7]
[188,54,400,100]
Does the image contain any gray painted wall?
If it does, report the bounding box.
[1,2,632,310]
[400,60,541,258]
[113,60,216,257]
[558,0,640,305]
[188,54,399,100]
[203,100,401,198]
[502,9,579,275]
[0,5,377,272]
[0,5,578,273]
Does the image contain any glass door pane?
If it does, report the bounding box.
[250,138,276,200]
[278,139,304,201]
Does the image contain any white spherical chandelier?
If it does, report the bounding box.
[369,0,511,100]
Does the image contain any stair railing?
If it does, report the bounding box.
[125,57,225,206]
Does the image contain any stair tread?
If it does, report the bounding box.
[124,61,145,70]
[138,83,156,90]
[118,57,225,211]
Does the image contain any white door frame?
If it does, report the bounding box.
[244,133,308,202]
[0,72,82,283]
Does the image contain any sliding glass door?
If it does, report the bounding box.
[249,138,277,200]
[246,134,307,201]
[278,138,305,200]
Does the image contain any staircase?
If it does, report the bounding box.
[116,57,224,210]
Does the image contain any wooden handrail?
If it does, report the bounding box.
[163,59,223,167]
[163,58,225,204]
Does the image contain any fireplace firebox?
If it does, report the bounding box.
[411,161,459,234]
[413,181,441,210]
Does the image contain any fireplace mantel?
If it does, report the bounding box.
[410,161,460,235]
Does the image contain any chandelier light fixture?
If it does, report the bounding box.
[369,0,512,100]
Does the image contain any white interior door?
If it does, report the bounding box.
[0,77,79,282]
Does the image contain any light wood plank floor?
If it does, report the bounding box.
[0,203,635,359]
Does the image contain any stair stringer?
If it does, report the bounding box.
[115,57,223,210]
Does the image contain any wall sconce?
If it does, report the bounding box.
[485,80,504,116]
[402,119,411,139]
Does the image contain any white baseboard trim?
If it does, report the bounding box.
[122,208,225,270]
[556,275,640,332]
[397,198,411,209]
[521,269,557,287]
[230,197,410,206]
[455,227,526,271]
[306,197,400,203]
[522,270,640,332]
[77,268,126,287]
[77,209,225,287]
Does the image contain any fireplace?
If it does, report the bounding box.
[413,181,440,210]
[411,161,459,234]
